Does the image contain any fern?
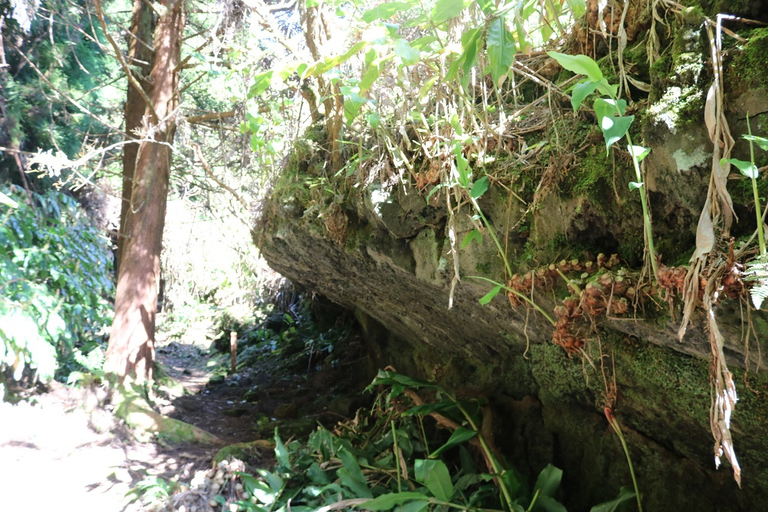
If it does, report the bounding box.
[745,254,768,310]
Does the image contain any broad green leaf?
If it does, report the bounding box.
[430,427,478,458]
[305,41,367,77]
[338,467,373,498]
[628,145,650,162]
[447,28,482,83]
[722,157,759,179]
[394,38,420,66]
[248,71,274,98]
[470,176,489,198]
[430,0,470,24]
[369,369,439,390]
[274,430,290,469]
[0,191,18,208]
[307,462,330,485]
[362,2,414,22]
[418,76,439,103]
[366,112,382,128]
[567,0,587,18]
[487,15,516,87]
[461,229,482,248]
[571,79,600,111]
[589,486,636,512]
[593,97,627,118]
[360,62,381,93]
[594,98,633,153]
[743,134,768,151]
[479,284,502,305]
[414,459,453,501]
[596,78,619,99]
[547,51,602,82]
[403,401,455,416]
[460,28,482,79]
[533,464,562,498]
[257,469,284,493]
[535,494,568,512]
[360,492,429,510]
[628,181,643,190]
[397,501,431,512]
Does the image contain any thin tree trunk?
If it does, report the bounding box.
[116,0,154,274]
[105,0,185,382]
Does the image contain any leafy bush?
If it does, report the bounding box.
[0,185,114,396]
[219,370,636,512]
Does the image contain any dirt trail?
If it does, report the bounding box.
[0,326,366,511]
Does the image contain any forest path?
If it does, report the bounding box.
[0,314,366,511]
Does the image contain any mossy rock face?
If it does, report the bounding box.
[256,13,768,509]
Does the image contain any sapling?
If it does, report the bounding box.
[547,51,659,281]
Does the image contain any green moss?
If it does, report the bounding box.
[727,27,768,92]
[475,261,491,274]
[569,147,613,201]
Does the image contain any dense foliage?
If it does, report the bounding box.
[0,186,114,396]
[0,0,118,183]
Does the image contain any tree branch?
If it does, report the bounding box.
[92,0,158,120]
[186,110,236,124]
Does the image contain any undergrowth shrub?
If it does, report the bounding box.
[0,185,114,397]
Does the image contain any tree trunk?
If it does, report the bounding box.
[105,0,185,382]
[116,0,155,275]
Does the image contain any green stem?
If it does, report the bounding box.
[609,416,643,512]
[466,275,556,325]
[624,130,659,282]
[468,196,513,277]
[391,421,402,492]
[455,401,515,512]
[747,114,766,256]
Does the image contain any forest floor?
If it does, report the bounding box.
[0,316,367,511]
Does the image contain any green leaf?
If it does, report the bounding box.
[403,401,455,416]
[628,145,650,162]
[257,469,284,493]
[453,143,470,188]
[547,51,602,82]
[274,429,290,469]
[487,15,516,87]
[414,459,454,501]
[248,71,274,98]
[430,0,470,24]
[360,492,429,511]
[471,176,489,199]
[418,76,439,103]
[366,112,382,128]
[360,62,381,93]
[571,79,600,111]
[305,41,367,77]
[461,229,483,248]
[628,181,643,190]
[394,38,420,66]
[362,2,414,22]
[722,157,759,179]
[535,494,568,512]
[594,99,633,153]
[337,447,373,498]
[430,427,478,458]
[479,284,502,305]
[533,464,562,498]
[596,78,619,98]
[743,134,768,151]
[397,501,430,512]
[0,191,19,209]
[589,486,636,512]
